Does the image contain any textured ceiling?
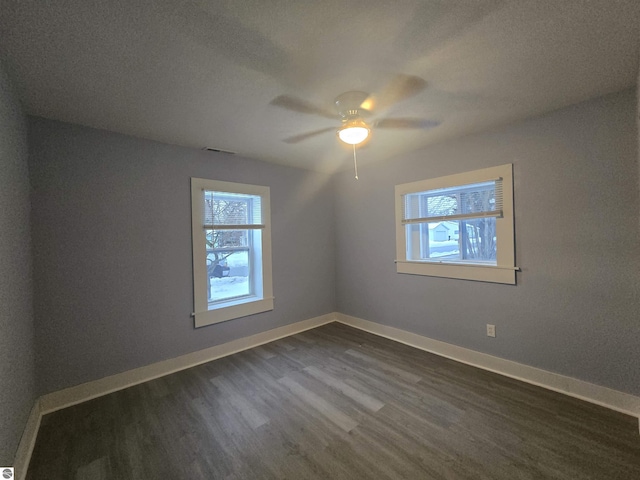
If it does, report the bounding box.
[1,0,639,173]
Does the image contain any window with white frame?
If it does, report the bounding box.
[395,164,515,284]
[191,178,273,327]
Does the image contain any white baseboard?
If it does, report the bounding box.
[336,313,640,420]
[13,399,42,480]
[39,313,336,414]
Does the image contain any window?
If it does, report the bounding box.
[191,178,273,327]
[395,164,515,284]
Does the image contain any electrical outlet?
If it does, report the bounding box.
[487,324,496,337]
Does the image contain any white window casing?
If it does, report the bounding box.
[191,178,274,327]
[395,164,516,284]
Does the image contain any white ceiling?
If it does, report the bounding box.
[1,0,639,173]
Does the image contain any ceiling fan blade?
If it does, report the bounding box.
[270,95,338,119]
[361,74,427,112]
[375,118,440,129]
[282,127,335,144]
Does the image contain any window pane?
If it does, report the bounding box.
[460,218,496,262]
[206,228,251,303]
[406,218,496,264]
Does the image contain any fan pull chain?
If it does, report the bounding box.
[353,144,359,180]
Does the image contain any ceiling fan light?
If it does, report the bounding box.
[337,121,370,145]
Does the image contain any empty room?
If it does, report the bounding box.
[1,1,640,479]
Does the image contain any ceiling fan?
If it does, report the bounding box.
[270,74,440,146]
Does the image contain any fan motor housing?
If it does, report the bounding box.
[335,91,369,119]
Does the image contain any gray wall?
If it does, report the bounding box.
[0,62,35,463]
[28,118,335,395]
[334,88,640,396]
[21,87,640,403]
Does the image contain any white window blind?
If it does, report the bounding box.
[402,179,503,224]
[203,190,264,229]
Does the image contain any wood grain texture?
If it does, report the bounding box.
[27,323,640,479]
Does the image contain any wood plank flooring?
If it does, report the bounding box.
[27,323,640,479]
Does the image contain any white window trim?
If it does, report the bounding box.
[395,164,515,284]
[191,178,274,327]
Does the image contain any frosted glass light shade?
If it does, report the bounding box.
[337,120,370,145]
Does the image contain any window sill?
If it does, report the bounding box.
[396,260,516,284]
[193,296,274,328]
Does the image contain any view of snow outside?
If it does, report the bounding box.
[429,239,459,258]
[209,251,250,302]
[418,219,496,262]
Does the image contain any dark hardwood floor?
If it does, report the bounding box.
[27,323,640,479]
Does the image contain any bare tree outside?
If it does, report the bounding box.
[204,194,249,268]
[459,189,496,261]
